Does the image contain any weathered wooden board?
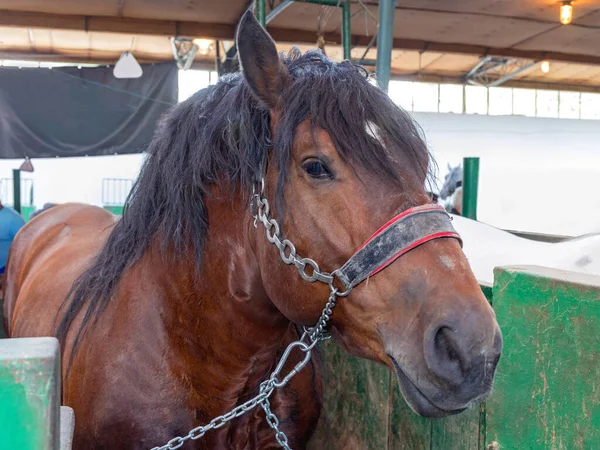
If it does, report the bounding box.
[309,341,484,450]
[308,339,392,449]
[430,405,482,450]
[388,383,431,450]
[487,266,600,450]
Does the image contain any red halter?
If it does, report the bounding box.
[335,204,462,290]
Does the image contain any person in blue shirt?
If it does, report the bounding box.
[0,201,25,274]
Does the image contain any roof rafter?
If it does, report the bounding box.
[2,9,600,67]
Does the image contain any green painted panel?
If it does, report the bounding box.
[487,266,600,450]
[103,205,124,215]
[0,337,60,450]
[431,405,482,450]
[481,283,493,304]
[388,380,431,450]
[308,339,391,449]
[21,206,35,222]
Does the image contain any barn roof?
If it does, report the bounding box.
[1,0,600,90]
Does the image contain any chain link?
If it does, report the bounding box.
[151,181,350,450]
[151,388,273,449]
[262,397,291,449]
[253,195,336,286]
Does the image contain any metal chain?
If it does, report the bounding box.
[151,387,274,450]
[251,180,336,286]
[262,395,291,449]
[151,181,350,450]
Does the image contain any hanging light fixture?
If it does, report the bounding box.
[192,39,214,56]
[113,51,143,79]
[560,1,573,25]
[19,157,34,173]
[541,60,550,73]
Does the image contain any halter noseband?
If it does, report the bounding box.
[252,177,461,295]
[335,204,462,290]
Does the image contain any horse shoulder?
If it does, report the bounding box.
[62,256,196,448]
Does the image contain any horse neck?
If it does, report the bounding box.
[152,189,291,407]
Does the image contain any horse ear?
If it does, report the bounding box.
[236,10,291,109]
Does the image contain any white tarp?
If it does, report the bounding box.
[451,214,600,285]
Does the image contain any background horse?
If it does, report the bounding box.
[29,202,59,220]
[3,13,501,449]
[439,163,463,215]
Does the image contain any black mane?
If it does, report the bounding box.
[57,49,431,351]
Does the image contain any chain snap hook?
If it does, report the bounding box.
[271,341,312,389]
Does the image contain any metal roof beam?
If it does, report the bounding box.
[2,9,600,67]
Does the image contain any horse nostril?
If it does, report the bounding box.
[435,327,461,364]
[425,326,467,385]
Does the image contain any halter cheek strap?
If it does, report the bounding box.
[334,204,462,291]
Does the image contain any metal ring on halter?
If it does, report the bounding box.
[329,270,352,297]
[296,258,319,282]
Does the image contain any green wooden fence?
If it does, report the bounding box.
[308,266,600,449]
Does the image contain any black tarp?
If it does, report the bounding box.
[0,62,177,158]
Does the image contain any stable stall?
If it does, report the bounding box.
[1,2,600,449]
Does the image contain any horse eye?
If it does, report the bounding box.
[302,159,331,179]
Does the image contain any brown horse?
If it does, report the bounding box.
[3,12,501,450]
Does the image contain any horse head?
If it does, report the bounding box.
[439,164,463,200]
[237,12,501,418]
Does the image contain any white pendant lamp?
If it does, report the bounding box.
[113,51,143,79]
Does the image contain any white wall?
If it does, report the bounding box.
[413,112,600,236]
[0,154,145,208]
[2,111,599,237]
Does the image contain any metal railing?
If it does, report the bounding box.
[0,177,34,207]
[102,178,134,206]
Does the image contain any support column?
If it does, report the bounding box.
[12,169,21,214]
[342,1,351,60]
[462,157,480,220]
[376,0,395,92]
[255,0,266,27]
